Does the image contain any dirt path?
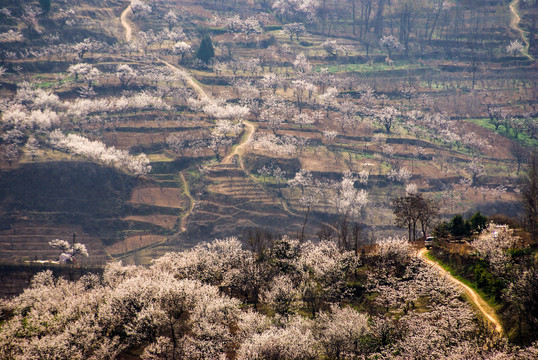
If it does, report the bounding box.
[280,197,299,217]
[119,5,308,234]
[179,172,195,232]
[222,121,256,166]
[120,5,207,98]
[120,5,202,235]
[418,248,504,336]
[509,0,534,60]
[120,5,132,42]
[161,60,207,99]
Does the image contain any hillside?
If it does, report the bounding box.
[0,0,536,266]
[1,0,538,358]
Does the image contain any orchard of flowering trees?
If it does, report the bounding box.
[48,131,151,176]
[0,77,161,176]
[2,235,538,360]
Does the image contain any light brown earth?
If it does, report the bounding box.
[124,215,179,229]
[129,187,185,208]
[120,5,132,42]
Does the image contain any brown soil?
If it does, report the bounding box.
[130,187,185,208]
[460,121,515,160]
[107,132,168,149]
[107,234,166,255]
[124,215,179,229]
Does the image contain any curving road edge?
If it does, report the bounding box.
[418,248,504,336]
[222,121,256,166]
[120,5,132,42]
[179,172,195,233]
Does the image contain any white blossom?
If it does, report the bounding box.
[293,53,312,73]
[506,40,524,55]
[0,29,23,42]
[471,223,520,273]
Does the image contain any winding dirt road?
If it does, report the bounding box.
[120,8,205,234]
[120,5,132,42]
[418,248,504,336]
[179,172,195,232]
[509,0,533,60]
[119,6,260,230]
[120,5,207,99]
[161,60,208,100]
[222,121,256,166]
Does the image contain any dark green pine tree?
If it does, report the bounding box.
[39,0,51,13]
[196,35,215,64]
[449,214,471,238]
[469,211,488,233]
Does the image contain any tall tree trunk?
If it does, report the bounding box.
[301,205,311,242]
[374,0,386,36]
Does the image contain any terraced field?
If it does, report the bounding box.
[0,0,535,268]
[0,223,108,265]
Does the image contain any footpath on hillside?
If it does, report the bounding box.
[119,4,349,241]
[120,6,132,42]
[119,5,299,235]
[222,121,256,168]
[418,248,504,336]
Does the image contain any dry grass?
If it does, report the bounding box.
[298,150,349,172]
[106,132,168,149]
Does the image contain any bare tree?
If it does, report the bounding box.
[392,193,438,241]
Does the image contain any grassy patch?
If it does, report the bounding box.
[467,118,538,148]
[147,154,175,162]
